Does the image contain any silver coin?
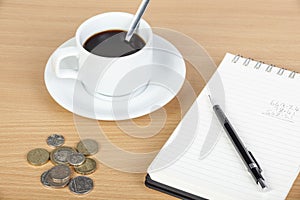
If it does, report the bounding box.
[49,164,71,184]
[67,152,85,166]
[50,146,76,165]
[47,134,65,148]
[68,176,94,195]
[40,170,51,188]
[41,169,69,189]
[46,174,70,189]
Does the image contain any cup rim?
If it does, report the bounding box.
[75,12,153,59]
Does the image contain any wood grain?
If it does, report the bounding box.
[0,0,299,199]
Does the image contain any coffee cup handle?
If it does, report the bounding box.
[52,47,80,79]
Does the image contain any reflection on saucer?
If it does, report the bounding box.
[81,81,150,102]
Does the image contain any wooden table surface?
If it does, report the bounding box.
[0,0,300,199]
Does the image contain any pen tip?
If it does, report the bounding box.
[258,178,270,192]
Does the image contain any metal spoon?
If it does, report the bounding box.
[125,0,150,42]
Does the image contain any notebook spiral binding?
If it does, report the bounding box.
[231,55,297,79]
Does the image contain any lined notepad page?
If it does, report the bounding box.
[148,53,300,200]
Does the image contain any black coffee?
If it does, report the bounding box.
[83,30,146,57]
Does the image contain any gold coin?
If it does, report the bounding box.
[27,148,49,166]
[76,139,99,156]
[50,146,76,165]
[74,158,97,175]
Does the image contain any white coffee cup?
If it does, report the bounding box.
[52,12,153,98]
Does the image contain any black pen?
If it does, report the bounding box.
[208,95,268,190]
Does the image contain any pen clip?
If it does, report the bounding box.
[248,151,262,173]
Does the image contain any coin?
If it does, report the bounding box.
[74,158,97,175]
[46,134,65,148]
[27,148,49,166]
[49,164,71,184]
[67,152,85,166]
[50,146,75,165]
[76,139,99,156]
[40,170,51,188]
[46,174,70,189]
[69,176,94,195]
[41,169,69,189]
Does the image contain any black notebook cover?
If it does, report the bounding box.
[145,174,207,200]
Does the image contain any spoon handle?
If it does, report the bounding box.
[125,0,150,42]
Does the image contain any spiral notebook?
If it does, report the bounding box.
[145,53,300,200]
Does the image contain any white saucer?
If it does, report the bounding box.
[44,35,186,120]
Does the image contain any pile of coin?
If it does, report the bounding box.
[26,134,99,195]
